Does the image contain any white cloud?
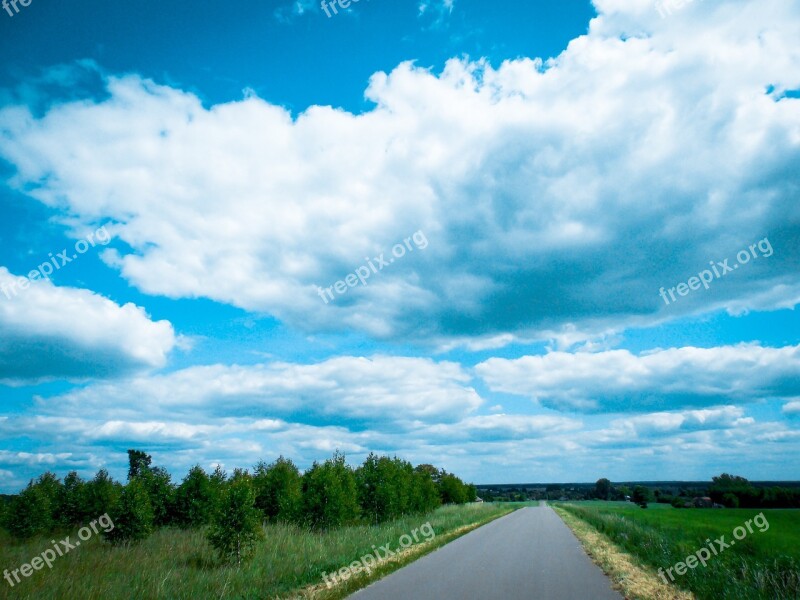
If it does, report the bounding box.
[476,344,800,412]
[40,355,483,425]
[0,0,796,346]
[0,267,176,382]
[783,400,800,415]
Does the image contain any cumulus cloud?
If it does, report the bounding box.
[39,355,483,425]
[476,344,800,412]
[0,0,796,346]
[0,267,176,382]
[783,400,800,415]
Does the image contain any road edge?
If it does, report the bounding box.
[287,504,521,600]
[552,505,695,600]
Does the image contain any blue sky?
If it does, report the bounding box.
[0,0,798,492]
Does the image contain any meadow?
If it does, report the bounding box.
[0,503,514,600]
[559,502,800,599]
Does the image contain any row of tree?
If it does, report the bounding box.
[0,450,476,549]
[590,474,800,509]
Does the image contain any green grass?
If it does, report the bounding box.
[0,503,516,599]
[560,503,800,600]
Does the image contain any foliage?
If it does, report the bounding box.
[302,451,360,529]
[172,465,216,527]
[104,478,154,545]
[206,474,264,565]
[253,456,302,523]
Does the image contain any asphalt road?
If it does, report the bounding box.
[348,504,623,600]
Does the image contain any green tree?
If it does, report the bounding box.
[632,485,651,508]
[83,469,121,518]
[138,466,174,527]
[439,473,468,504]
[410,466,441,514]
[59,471,87,526]
[6,483,53,538]
[207,475,264,565]
[301,451,360,529]
[105,478,154,544]
[127,450,152,480]
[594,478,612,500]
[173,465,215,527]
[357,454,414,524]
[253,457,302,523]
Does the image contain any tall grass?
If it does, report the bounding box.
[0,503,514,599]
[560,504,800,600]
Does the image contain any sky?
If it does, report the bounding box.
[0,0,798,492]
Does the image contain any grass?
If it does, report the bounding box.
[0,503,516,599]
[558,502,800,600]
[554,505,694,600]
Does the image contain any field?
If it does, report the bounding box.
[558,502,800,599]
[0,503,515,600]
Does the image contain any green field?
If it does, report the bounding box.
[560,502,800,599]
[0,503,515,600]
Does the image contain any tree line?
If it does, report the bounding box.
[590,474,800,509]
[0,450,476,561]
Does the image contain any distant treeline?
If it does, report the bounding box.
[0,450,477,544]
[480,474,800,509]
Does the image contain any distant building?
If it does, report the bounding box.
[692,496,713,508]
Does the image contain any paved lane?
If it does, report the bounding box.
[349,504,622,600]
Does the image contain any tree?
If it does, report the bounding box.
[253,457,302,523]
[632,485,651,508]
[594,478,612,501]
[301,451,360,529]
[709,474,759,507]
[127,450,153,480]
[439,473,468,504]
[173,465,215,527]
[6,484,53,538]
[410,466,441,514]
[139,466,174,527]
[59,471,87,526]
[105,478,154,544]
[356,454,413,524]
[83,469,121,518]
[207,475,264,565]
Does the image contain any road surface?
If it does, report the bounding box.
[349,504,622,600]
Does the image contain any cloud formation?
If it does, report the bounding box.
[0,267,176,382]
[476,344,800,412]
[0,0,796,347]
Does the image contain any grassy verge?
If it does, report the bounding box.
[553,505,694,600]
[556,503,800,600]
[0,503,516,599]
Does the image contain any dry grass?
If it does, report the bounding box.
[553,505,695,600]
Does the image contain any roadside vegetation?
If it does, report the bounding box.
[0,449,495,599]
[558,502,800,600]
